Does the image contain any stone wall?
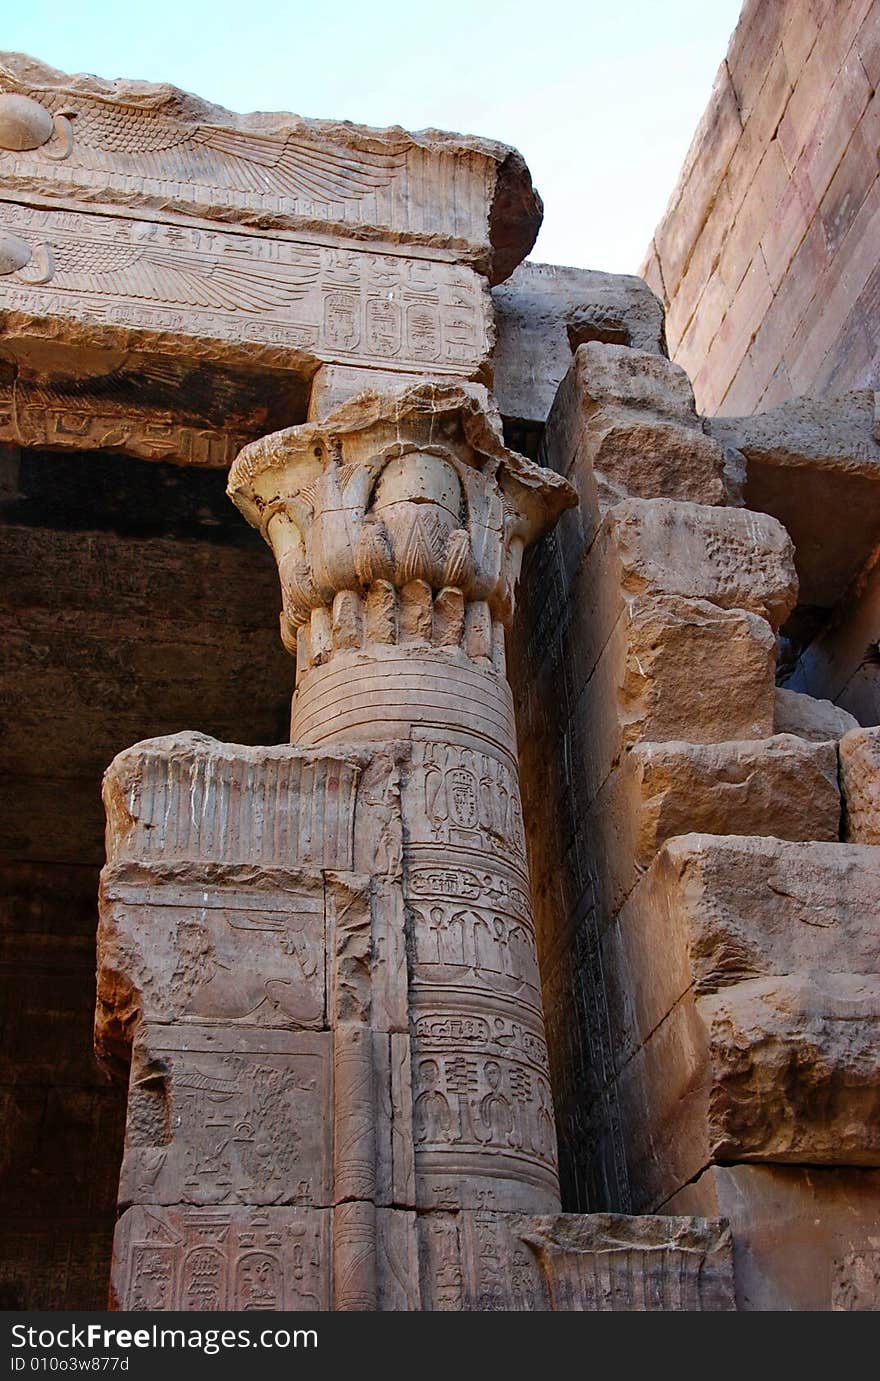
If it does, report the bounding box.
[509,337,880,1309]
[641,0,880,415]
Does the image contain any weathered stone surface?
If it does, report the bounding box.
[417,1210,735,1311]
[102,732,364,870]
[840,726,880,842]
[542,343,727,527]
[491,262,666,429]
[665,1164,880,1312]
[588,419,731,509]
[98,864,327,1035]
[628,735,840,848]
[595,737,840,914]
[574,341,699,420]
[118,1023,334,1209]
[608,498,797,630]
[599,835,880,1209]
[774,686,860,742]
[617,595,777,750]
[710,392,880,608]
[0,52,540,284]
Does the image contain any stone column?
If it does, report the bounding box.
[228,382,575,1217]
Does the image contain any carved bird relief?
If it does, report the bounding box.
[0,73,408,204]
[6,230,322,313]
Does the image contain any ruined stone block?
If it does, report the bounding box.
[587,419,731,509]
[840,726,880,842]
[618,595,777,750]
[599,835,880,1209]
[585,735,840,922]
[774,686,860,742]
[665,1164,880,1312]
[709,390,880,608]
[491,263,666,429]
[608,497,797,629]
[541,343,727,529]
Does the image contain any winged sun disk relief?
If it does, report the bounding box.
[3,233,322,313]
[0,87,407,202]
[0,228,53,283]
[0,93,74,158]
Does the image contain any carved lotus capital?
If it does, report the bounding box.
[228,383,576,660]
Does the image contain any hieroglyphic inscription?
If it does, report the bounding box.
[112,1207,330,1311]
[406,737,527,861]
[0,203,490,374]
[119,1025,332,1208]
[0,378,252,464]
[416,1211,735,1311]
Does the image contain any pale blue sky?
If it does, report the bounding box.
[4,0,742,273]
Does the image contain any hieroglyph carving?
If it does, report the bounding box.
[0,204,491,374]
[120,1025,333,1209]
[0,375,251,464]
[112,1207,330,1311]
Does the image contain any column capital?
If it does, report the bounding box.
[228,383,576,664]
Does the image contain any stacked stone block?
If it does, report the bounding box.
[511,339,880,1308]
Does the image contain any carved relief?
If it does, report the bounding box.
[119,1025,332,1208]
[228,384,576,665]
[0,203,491,374]
[97,870,326,1039]
[410,1053,556,1170]
[0,92,73,158]
[0,374,253,464]
[407,739,527,859]
[103,736,362,871]
[0,52,544,279]
[111,1207,330,1311]
[416,1212,735,1311]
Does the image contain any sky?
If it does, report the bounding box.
[3,0,743,274]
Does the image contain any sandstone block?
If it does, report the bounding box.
[774,686,860,742]
[600,835,880,1209]
[709,391,880,607]
[561,595,777,808]
[608,498,797,629]
[619,595,777,750]
[96,865,328,1062]
[840,726,880,842]
[556,735,840,936]
[491,261,666,428]
[665,1164,880,1311]
[574,340,698,420]
[541,343,728,531]
[416,1210,734,1311]
[587,418,728,508]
